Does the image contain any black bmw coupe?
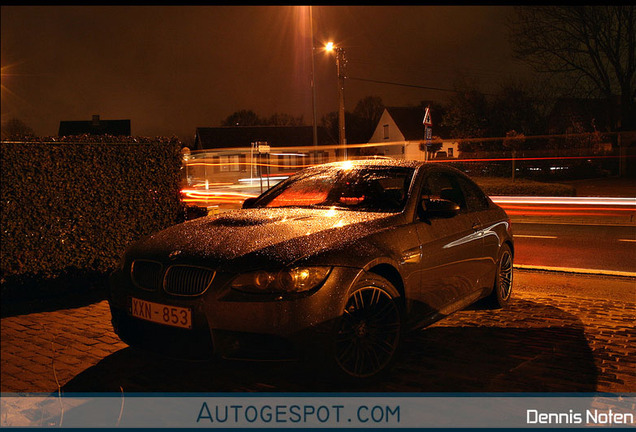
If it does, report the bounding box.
[109,159,514,379]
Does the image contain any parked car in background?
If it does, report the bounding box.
[109,159,514,380]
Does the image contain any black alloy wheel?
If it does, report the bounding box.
[334,275,402,379]
[488,244,513,308]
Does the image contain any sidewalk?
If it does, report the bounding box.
[1,271,634,393]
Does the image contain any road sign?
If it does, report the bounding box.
[423,106,432,126]
[253,141,270,154]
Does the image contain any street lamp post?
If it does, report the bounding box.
[309,6,318,162]
[326,42,347,160]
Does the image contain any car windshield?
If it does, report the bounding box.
[253,166,415,212]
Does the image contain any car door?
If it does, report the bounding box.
[456,174,504,292]
[414,169,484,316]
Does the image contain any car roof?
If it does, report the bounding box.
[314,159,470,176]
[316,158,426,170]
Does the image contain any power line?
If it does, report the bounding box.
[347,76,495,96]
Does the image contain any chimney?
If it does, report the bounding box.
[92,115,100,126]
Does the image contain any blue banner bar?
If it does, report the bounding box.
[1,394,634,428]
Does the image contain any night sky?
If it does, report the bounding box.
[1,6,534,141]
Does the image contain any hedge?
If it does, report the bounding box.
[473,177,576,197]
[1,138,184,294]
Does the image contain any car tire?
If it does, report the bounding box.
[486,244,513,309]
[329,273,404,381]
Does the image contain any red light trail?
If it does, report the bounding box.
[491,197,636,219]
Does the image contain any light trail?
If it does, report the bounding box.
[505,211,627,217]
[238,176,291,183]
[187,161,314,169]
[428,155,626,163]
[180,189,255,198]
[502,205,634,212]
[492,196,636,218]
[514,235,558,239]
[180,186,636,220]
[491,197,636,206]
[184,130,632,155]
[180,189,257,207]
[185,154,629,171]
[514,264,636,278]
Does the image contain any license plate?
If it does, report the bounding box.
[129,297,192,329]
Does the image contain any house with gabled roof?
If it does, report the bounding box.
[58,115,131,136]
[368,106,459,160]
[194,125,334,151]
[188,125,337,185]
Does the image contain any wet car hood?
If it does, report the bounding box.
[128,207,404,271]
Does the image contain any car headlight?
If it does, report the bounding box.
[230,267,332,294]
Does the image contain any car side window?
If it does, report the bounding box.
[421,171,468,212]
[456,176,490,212]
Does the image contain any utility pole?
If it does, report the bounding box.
[335,47,347,159]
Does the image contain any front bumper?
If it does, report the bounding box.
[108,266,362,361]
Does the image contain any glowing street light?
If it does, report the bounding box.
[325,41,347,159]
[308,6,318,161]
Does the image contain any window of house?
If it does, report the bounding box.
[313,151,328,165]
[278,154,296,171]
[220,154,240,172]
[447,147,454,158]
[383,124,390,140]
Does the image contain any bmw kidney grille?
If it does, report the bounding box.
[163,265,216,296]
[131,260,163,291]
[131,260,215,296]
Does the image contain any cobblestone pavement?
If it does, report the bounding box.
[1,271,634,393]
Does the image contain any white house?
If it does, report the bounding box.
[367,107,459,160]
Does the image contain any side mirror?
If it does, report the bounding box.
[242,197,258,209]
[422,198,460,218]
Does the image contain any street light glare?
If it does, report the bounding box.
[325,42,334,51]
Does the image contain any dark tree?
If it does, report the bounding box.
[221,110,306,127]
[510,6,636,130]
[490,82,544,137]
[267,113,305,126]
[353,96,385,142]
[320,111,338,142]
[2,118,34,140]
[321,96,385,145]
[321,111,365,145]
[441,86,490,152]
[221,110,262,127]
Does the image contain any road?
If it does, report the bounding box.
[512,222,636,274]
